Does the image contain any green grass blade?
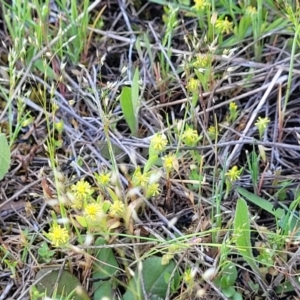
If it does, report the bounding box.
[0,133,10,180]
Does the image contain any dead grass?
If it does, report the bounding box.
[1,1,300,299]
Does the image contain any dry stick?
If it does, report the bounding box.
[224,69,286,169]
[0,0,103,121]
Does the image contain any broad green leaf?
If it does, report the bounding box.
[234,198,260,275]
[236,187,285,219]
[34,269,90,300]
[0,133,10,181]
[120,86,138,137]
[123,256,180,300]
[93,237,119,300]
[236,186,300,232]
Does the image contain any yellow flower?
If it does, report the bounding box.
[193,54,211,68]
[183,269,193,284]
[54,120,64,134]
[186,78,199,92]
[208,125,217,140]
[255,116,270,130]
[228,102,238,123]
[70,179,94,201]
[255,116,270,139]
[192,0,208,11]
[215,17,233,34]
[246,6,257,15]
[133,167,149,187]
[146,183,161,198]
[182,127,200,146]
[47,224,69,247]
[162,153,177,172]
[150,133,168,153]
[95,171,111,187]
[229,102,237,112]
[84,203,103,221]
[225,166,242,182]
[110,200,125,217]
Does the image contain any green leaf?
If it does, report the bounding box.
[236,186,300,232]
[92,237,119,300]
[120,86,138,136]
[233,198,261,275]
[0,133,10,181]
[220,262,237,287]
[236,187,285,219]
[123,256,180,300]
[222,286,236,297]
[34,269,90,300]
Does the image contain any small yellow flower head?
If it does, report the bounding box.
[229,102,238,112]
[255,116,270,130]
[183,268,194,284]
[110,200,125,217]
[95,171,111,187]
[246,6,257,15]
[225,166,242,182]
[255,116,270,139]
[132,167,149,187]
[54,120,64,134]
[193,54,211,68]
[47,224,69,247]
[182,127,201,146]
[146,183,161,198]
[70,179,94,201]
[208,125,217,140]
[150,133,168,153]
[162,153,177,172]
[215,17,233,34]
[192,0,208,11]
[84,203,103,221]
[186,78,199,92]
[208,125,216,135]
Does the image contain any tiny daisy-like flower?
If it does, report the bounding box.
[146,183,161,198]
[47,224,69,247]
[193,54,211,68]
[228,102,239,123]
[84,203,103,221]
[229,102,238,112]
[215,17,233,34]
[208,125,216,135]
[110,200,125,218]
[208,125,217,140]
[183,268,194,284]
[192,0,208,11]
[132,167,149,187]
[95,171,111,187]
[70,179,94,201]
[182,127,201,146]
[150,133,168,153]
[246,6,257,15]
[54,120,64,134]
[255,116,270,139]
[225,166,242,182]
[162,153,177,172]
[186,78,199,92]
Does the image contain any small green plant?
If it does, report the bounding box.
[214,262,243,300]
[38,242,56,263]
